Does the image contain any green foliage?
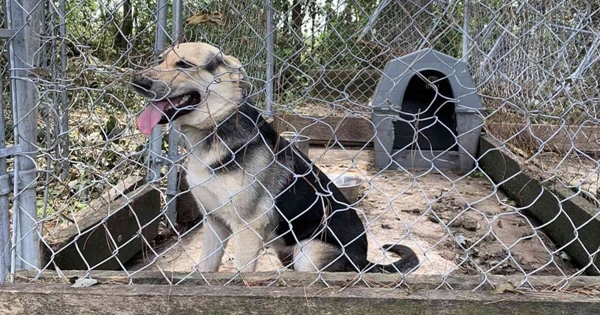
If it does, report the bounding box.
[64,0,157,62]
[53,0,474,108]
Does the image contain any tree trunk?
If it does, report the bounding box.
[115,0,133,51]
[291,0,303,35]
[280,0,306,98]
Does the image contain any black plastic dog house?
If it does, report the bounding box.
[371,48,483,173]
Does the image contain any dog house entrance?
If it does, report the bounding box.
[392,70,457,151]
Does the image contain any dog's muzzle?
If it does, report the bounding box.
[131,75,202,135]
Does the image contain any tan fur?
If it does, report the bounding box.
[140,43,246,134]
[140,42,271,272]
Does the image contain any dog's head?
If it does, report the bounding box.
[131,42,249,135]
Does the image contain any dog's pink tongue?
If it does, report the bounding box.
[138,101,168,135]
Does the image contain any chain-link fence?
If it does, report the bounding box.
[0,0,598,292]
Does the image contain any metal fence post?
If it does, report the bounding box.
[147,0,169,184]
[58,0,69,181]
[7,0,43,274]
[0,55,10,284]
[172,0,182,44]
[165,0,183,227]
[264,0,275,117]
[462,0,471,62]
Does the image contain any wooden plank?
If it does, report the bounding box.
[0,282,598,315]
[273,114,374,146]
[271,114,600,153]
[16,270,600,291]
[42,184,161,270]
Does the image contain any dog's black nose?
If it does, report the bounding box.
[131,76,153,92]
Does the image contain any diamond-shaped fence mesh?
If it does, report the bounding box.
[0,0,598,292]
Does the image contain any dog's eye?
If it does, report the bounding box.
[175,60,196,69]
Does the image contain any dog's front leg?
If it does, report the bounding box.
[231,219,268,272]
[197,215,231,273]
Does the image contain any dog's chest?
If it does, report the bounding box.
[181,139,285,229]
[184,151,255,217]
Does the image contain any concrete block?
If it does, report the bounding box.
[479,136,600,275]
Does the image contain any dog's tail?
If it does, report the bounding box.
[365,244,419,273]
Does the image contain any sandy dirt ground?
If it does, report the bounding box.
[127,147,577,277]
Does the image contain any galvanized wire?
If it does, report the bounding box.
[0,0,597,290]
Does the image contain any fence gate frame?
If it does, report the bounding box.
[1,0,43,283]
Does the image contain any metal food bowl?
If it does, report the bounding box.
[280,131,310,156]
[327,173,364,203]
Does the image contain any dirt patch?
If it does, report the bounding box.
[127,147,578,277]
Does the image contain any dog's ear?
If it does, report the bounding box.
[222,55,247,82]
[222,54,252,97]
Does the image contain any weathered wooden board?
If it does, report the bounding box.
[42,182,160,270]
[272,114,600,153]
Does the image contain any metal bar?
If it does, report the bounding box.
[7,0,42,276]
[38,0,46,69]
[461,0,471,62]
[59,0,69,181]
[0,30,10,283]
[0,146,23,158]
[41,0,58,236]
[264,0,275,117]
[6,0,22,276]
[21,0,43,272]
[51,1,61,180]
[172,0,182,44]
[147,0,169,183]
[0,29,15,38]
[25,0,43,272]
[165,0,183,226]
[571,36,599,80]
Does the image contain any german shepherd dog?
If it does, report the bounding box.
[131,42,419,273]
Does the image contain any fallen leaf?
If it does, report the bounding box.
[187,12,224,26]
[455,234,468,247]
[492,283,519,294]
[559,251,571,262]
